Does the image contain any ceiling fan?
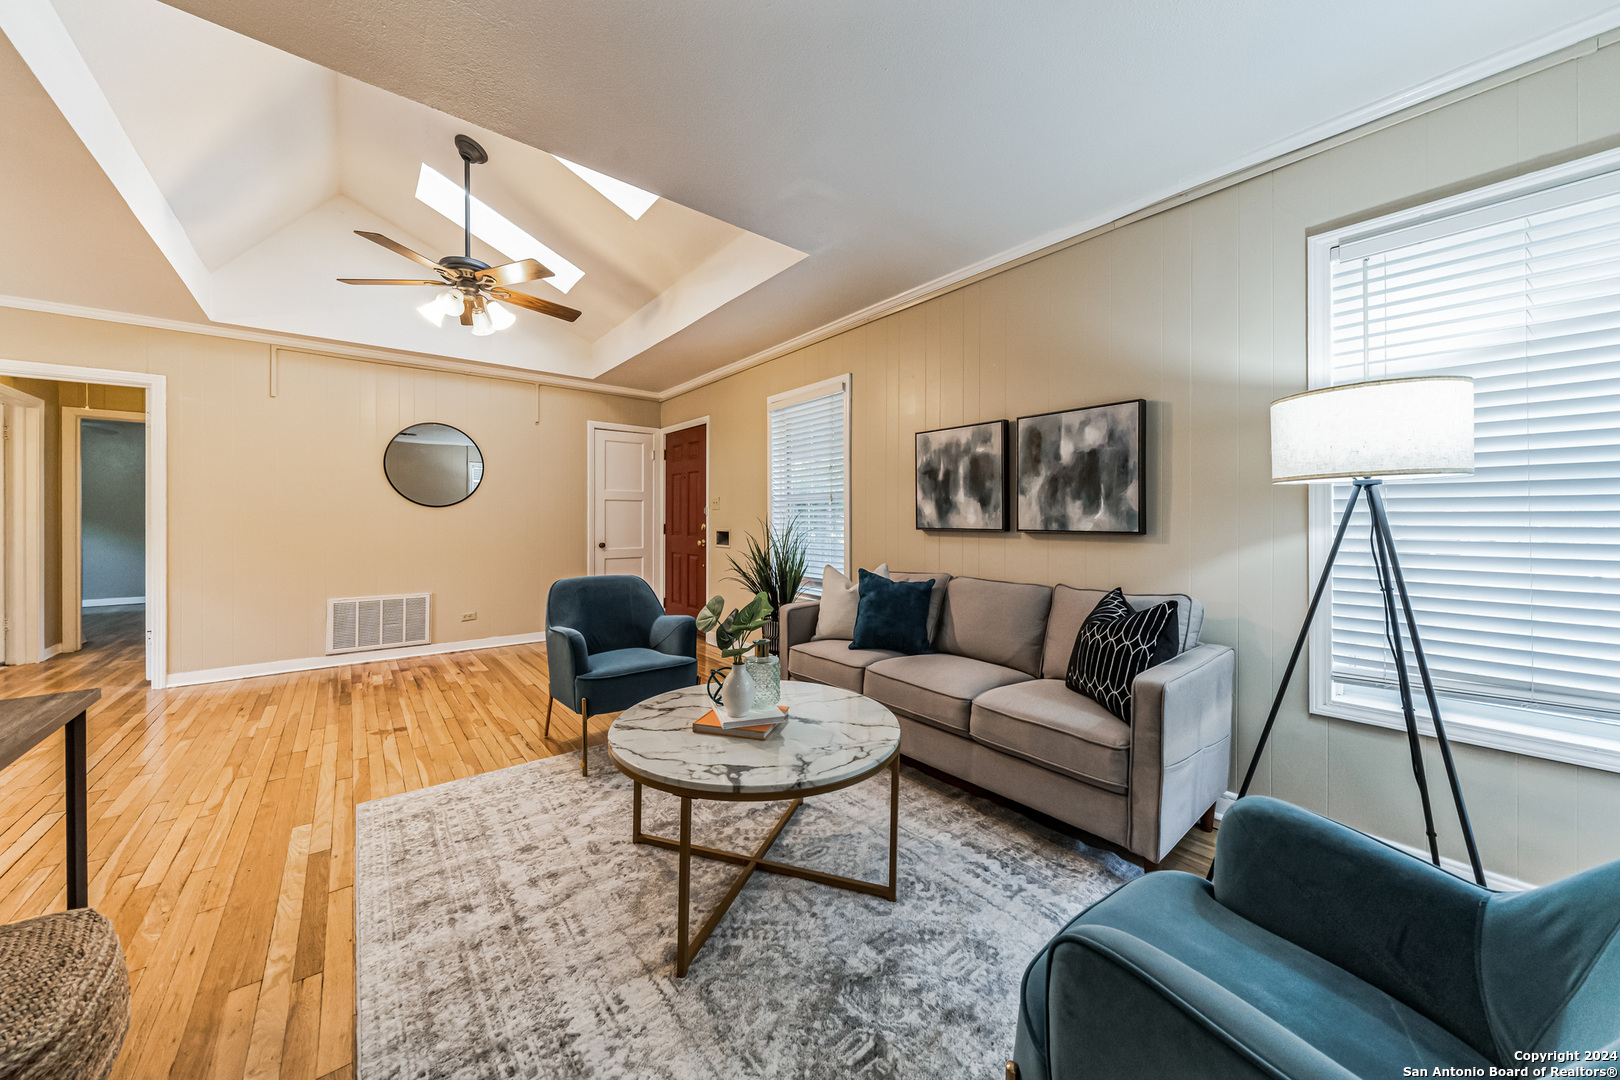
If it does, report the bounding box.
[337,134,581,334]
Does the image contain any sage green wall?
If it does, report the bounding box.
[662,40,1620,884]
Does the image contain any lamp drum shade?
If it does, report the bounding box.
[1270,376,1474,484]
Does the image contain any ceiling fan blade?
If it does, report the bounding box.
[492,289,582,323]
[336,278,445,286]
[476,259,552,286]
[355,231,446,272]
[460,297,475,326]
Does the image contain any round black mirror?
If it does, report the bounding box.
[384,423,484,507]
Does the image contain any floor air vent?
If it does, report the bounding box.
[327,593,431,655]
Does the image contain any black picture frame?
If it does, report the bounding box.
[1014,399,1146,534]
[914,419,1010,532]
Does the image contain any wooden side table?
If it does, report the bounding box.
[0,689,102,908]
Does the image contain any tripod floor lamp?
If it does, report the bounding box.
[1237,375,1487,887]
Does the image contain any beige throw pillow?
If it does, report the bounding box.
[814,563,889,640]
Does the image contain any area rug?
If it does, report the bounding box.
[355,746,1138,1079]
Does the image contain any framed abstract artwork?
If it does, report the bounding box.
[1015,399,1146,534]
[914,420,1009,531]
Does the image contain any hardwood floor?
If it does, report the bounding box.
[0,610,1215,1078]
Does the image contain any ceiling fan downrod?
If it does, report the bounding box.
[454,134,487,261]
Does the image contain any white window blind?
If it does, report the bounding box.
[1320,161,1620,760]
[768,378,849,597]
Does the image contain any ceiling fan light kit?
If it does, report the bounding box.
[339,134,582,332]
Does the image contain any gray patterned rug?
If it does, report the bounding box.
[355,746,1137,1079]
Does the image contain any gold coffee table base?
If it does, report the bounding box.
[623,751,900,978]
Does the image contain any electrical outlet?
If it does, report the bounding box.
[461,611,477,622]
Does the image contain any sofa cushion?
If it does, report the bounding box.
[935,577,1053,676]
[787,639,899,693]
[1042,584,1203,679]
[891,571,951,643]
[971,679,1131,792]
[865,653,1031,733]
[814,563,889,640]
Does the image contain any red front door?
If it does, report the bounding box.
[664,424,707,616]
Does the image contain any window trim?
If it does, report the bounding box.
[765,374,852,597]
[1304,148,1620,774]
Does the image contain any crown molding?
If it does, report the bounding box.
[655,9,1620,403]
[0,293,662,400]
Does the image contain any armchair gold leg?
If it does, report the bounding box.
[544,694,554,738]
[580,697,589,776]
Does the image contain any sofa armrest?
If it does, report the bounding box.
[1214,797,1494,1056]
[1127,643,1234,862]
[1030,923,1359,1080]
[779,601,820,673]
[545,626,590,711]
[649,614,697,659]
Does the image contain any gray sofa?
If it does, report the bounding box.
[781,573,1234,867]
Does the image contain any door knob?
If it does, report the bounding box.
[598,542,606,549]
[698,539,705,547]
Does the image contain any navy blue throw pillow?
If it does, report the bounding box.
[850,571,934,655]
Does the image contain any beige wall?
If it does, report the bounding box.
[662,41,1620,884]
[0,376,146,644]
[0,308,657,676]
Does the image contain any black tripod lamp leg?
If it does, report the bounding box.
[1369,508,1443,866]
[1237,482,1367,800]
[1366,486,1487,886]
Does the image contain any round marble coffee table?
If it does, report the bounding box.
[608,681,901,977]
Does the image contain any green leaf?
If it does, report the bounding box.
[694,594,725,633]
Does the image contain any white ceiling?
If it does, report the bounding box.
[2,0,803,381]
[5,0,1620,392]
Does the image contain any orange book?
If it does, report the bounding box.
[692,706,788,740]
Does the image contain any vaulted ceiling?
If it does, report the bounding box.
[3,0,1618,392]
[0,0,802,382]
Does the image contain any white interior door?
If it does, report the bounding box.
[590,425,657,586]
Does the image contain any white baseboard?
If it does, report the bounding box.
[166,631,549,688]
[83,596,144,608]
[1212,790,1531,892]
[41,641,65,660]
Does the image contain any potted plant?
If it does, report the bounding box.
[696,591,775,716]
[725,517,808,655]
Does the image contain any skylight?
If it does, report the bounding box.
[554,157,659,220]
[414,164,585,293]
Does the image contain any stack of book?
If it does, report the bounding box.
[691,704,790,741]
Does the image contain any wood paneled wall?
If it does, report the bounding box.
[662,41,1620,884]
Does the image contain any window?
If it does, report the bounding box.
[415,164,584,292]
[1308,149,1620,771]
[767,375,851,598]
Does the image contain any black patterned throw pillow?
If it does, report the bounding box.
[1065,588,1180,723]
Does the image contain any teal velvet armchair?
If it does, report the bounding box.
[1013,797,1620,1080]
[545,575,697,777]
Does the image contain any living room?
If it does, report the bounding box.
[0,2,1617,1078]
